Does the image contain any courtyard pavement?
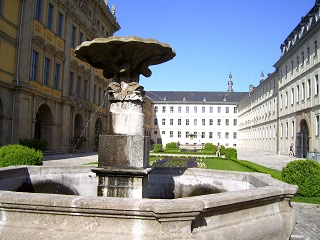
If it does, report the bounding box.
[43,148,319,240]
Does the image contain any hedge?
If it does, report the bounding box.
[154,144,164,153]
[282,160,320,197]
[19,138,48,152]
[225,147,237,159]
[0,144,43,167]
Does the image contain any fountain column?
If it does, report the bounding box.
[75,36,176,198]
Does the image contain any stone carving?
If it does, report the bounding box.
[107,81,145,101]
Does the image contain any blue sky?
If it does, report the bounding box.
[109,0,316,92]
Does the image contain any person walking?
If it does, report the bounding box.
[289,143,295,157]
[216,143,221,157]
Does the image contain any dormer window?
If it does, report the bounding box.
[203,96,206,101]
[223,97,227,101]
[183,96,186,101]
[164,97,167,100]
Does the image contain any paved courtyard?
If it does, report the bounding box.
[43,148,319,240]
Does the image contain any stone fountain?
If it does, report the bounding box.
[0,36,298,239]
[74,36,176,198]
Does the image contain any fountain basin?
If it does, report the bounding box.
[0,166,297,239]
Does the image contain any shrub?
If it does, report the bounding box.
[225,148,237,159]
[282,160,320,197]
[154,144,164,153]
[219,145,226,155]
[165,142,178,150]
[204,143,215,151]
[0,144,43,167]
[19,138,48,152]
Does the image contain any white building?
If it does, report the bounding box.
[238,0,320,158]
[146,75,247,148]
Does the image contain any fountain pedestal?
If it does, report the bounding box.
[92,102,152,198]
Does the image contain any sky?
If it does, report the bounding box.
[108,0,316,92]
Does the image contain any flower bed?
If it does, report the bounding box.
[152,157,198,168]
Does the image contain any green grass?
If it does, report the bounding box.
[202,158,255,172]
[292,195,320,204]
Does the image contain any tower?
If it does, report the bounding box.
[227,72,234,92]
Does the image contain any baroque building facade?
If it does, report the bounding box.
[0,0,120,152]
[146,76,247,148]
[238,1,320,158]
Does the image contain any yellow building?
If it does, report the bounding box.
[0,0,120,152]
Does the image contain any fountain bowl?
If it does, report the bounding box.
[0,165,297,239]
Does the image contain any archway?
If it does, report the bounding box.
[34,104,53,148]
[0,98,4,146]
[74,114,84,149]
[94,118,103,149]
[296,119,309,158]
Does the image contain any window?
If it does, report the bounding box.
[35,0,42,21]
[154,106,158,113]
[296,85,300,103]
[170,106,174,113]
[71,25,77,48]
[209,119,213,125]
[162,119,165,125]
[234,107,237,113]
[57,12,64,37]
[170,131,173,138]
[84,79,88,100]
[98,87,102,105]
[178,119,181,125]
[79,32,84,44]
[280,94,283,109]
[285,65,287,78]
[69,72,74,96]
[186,106,189,113]
[307,79,311,99]
[0,0,3,16]
[296,56,299,70]
[226,107,229,113]
[54,63,60,89]
[93,85,96,103]
[43,57,51,85]
[307,47,310,63]
[291,88,294,105]
[186,131,189,138]
[209,106,213,113]
[209,132,213,138]
[233,119,237,126]
[217,107,221,113]
[314,40,318,57]
[217,119,221,125]
[162,131,165,135]
[77,76,82,99]
[30,50,39,81]
[193,132,197,138]
[316,115,319,136]
[194,119,197,126]
[301,51,304,66]
[302,82,305,101]
[178,106,181,113]
[280,123,283,138]
[225,132,229,139]
[178,131,181,138]
[217,132,221,139]
[285,122,288,138]
[233,132,237,139]
[201,132,205,138]
[47,3,54,30]
[285,91,288,107]
[202,106,205,113]
[225,119,229,126]
[202,119,205,125]
[154,131,158,135]
[194,106,197,113]
[162,106,166,113]
[154,119,158,125]
[291,121,295,138]
[291,60,293,74]
[186,119,189,125]
[315,75,319,96]
[170,119,173,125]
[103,90,107,107]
